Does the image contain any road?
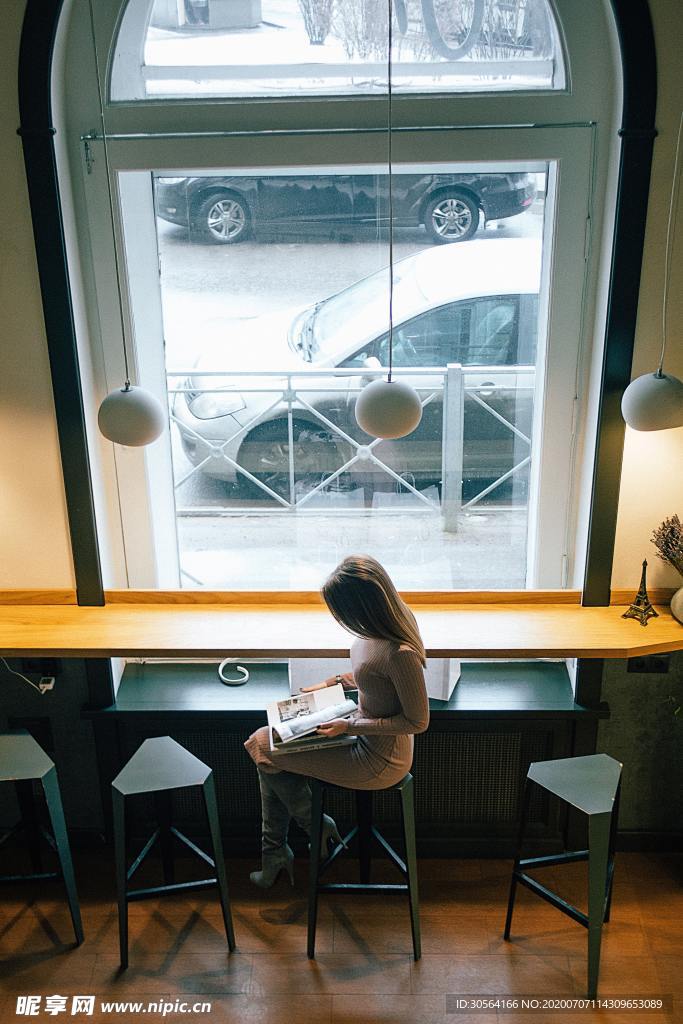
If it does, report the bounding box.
[157,206,543,368]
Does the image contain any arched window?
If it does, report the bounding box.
[112,0,566,100]
[35,0,645,595]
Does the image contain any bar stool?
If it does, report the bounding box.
[112,735,235,968]
[504,753,622,998]
[308,773,420,960]
[0,729,83,945]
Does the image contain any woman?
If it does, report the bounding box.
[244,554,429,887]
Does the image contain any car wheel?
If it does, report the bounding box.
[236,420,354,503]
[194,191,250,244]
[424,192,480,244]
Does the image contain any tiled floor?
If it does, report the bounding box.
[0,851,680,1023]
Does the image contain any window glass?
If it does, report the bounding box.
[469,297,518,364]
[140,163,549,589]
[112,0,565,100]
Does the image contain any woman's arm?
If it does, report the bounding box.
[348,646,429,736]
[301,671,356,693]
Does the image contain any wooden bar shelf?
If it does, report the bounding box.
[0,600,680,659]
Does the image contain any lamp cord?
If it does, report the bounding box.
[659,109,683,378]
[387,0,395,383]
[87,0,132,388]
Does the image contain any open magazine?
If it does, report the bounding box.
[267,683,357,756]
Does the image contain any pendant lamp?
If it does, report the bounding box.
[88,0,165,447]
[355,0,422,441]
[621,112,683,432]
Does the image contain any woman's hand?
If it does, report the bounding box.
[316,718,348,738]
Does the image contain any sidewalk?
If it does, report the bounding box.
[177,507,527,589]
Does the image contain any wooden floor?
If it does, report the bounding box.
[0,850,680,1023]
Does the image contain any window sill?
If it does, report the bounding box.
[84,659,599,720]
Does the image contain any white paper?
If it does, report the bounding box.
[288,658,353,694]
[424,658,461,701]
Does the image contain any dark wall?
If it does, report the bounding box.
[2,654,682,847]
[598,651,683,840]
[0,658,104,833]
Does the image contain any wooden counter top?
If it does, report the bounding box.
[0,601,680,659]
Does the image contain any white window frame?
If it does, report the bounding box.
[58,0,621,592]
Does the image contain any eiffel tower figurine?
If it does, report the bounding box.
[622,560,659,626]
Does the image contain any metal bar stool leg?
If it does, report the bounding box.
[356,789,373,884]
[603,781,621,924]
[504,777,532,941]
[41,767,84,945]
[16,779,43,873]
[587,812,611,999]
[307,780,324,959]
[400,776,421,961]
[112,787,128,969]
[154,789,175,886]
[202,773,235,951]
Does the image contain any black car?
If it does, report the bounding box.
[154,171,536,245]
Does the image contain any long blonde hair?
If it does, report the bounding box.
[321,555,426,666]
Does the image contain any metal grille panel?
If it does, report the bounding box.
[119,724,557,842]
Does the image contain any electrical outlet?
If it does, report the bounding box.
[39,676,55,692]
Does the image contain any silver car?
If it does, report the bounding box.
[171,238,540,504]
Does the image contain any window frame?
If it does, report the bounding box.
[86,132,591,590]
[17,0,658,607]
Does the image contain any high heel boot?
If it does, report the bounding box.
[314,814,347,857]
[249,844,295,888]
[250,767,296,889]
[253,768,346,877]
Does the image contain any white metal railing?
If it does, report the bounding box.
[166,364,534,528]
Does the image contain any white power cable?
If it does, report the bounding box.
[0,656,53,695]
[217,659,250,685]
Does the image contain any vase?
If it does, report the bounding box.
[671,586,683,625]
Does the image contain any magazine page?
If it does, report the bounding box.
[268,683,357,745]
[271,731,357,756]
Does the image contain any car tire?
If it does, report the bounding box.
[194,191,250,244]
[423,192,480,244]
[236,419,353,503]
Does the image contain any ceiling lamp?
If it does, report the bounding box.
[89,0,165,447]
[355,0,422,441]
[621,112,683,431]
[98,382,165,446]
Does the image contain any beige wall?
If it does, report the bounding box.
[0,0,74,588]
[0,0,680,594]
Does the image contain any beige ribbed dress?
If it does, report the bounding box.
[244,637,430,790]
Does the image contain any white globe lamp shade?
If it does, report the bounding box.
[621,371,683,431]
[98,384,166,446]
[355,378,423,439]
